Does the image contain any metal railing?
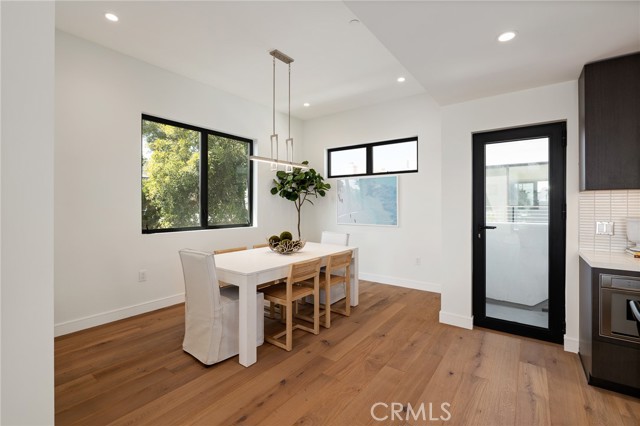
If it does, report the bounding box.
[486,205,549,224]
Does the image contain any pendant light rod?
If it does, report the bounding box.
[249,49,308,170]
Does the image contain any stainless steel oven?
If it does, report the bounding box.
[600,273,640,344]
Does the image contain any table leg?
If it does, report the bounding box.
[238,274,258,367]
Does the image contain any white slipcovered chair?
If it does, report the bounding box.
[179,249,264,365]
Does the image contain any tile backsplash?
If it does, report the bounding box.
[579,190,640,253]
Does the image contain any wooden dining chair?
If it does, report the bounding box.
[213,246,278,316]
[303,250,352,328]
[213,247,248,288]
[260,258,321,351]
[214,246,247,255]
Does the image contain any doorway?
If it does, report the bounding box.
[472,122,566,343]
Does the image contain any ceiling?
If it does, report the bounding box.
[55,1,640,120]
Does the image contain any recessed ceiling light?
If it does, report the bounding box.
[303,103,310,107]
[105,13,119,22]
[349,19,360,25]
[397,77,406,83]
[498,31,517,42]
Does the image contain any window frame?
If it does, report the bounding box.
[327,136,418,178]
[141,114,253,234]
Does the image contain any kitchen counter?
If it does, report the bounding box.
[579,250,640,272]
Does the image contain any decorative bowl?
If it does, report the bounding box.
[268,239,306,255]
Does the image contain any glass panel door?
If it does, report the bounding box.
[472,122,566,344]
[484,138,549,328]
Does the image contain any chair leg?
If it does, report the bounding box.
[313,279,320,335]
[285,301,293,351]
[324,283,331,328]
[345,278,351,317]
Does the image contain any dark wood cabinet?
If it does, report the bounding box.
[579,52,640,190]
[579,258,640,397]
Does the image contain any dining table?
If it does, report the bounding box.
[214,241,359,367]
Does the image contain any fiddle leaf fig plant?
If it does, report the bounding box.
[270,161,331,239]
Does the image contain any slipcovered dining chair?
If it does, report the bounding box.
[179,249,264,365]
[321,231,350,246]
[316,231,350,306]
[261,258,321,351]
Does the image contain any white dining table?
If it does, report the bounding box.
[214,241,359,367]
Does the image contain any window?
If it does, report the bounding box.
[327,137,418,178]
[141,114,252,233]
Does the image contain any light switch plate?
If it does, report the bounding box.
[596,221,614,235]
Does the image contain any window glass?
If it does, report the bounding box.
[141,115,252,233]
[142,120,200,231]
[329,148,367,177]
[327,137,418,178]
[207,134,250,226]
[372,140,417,173]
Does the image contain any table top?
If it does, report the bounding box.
[214,241,356,276]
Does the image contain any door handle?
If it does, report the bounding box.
[477,224,496,239]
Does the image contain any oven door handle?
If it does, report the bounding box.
[630,300,640,323]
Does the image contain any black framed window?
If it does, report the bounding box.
[327,137,418,178]
[141,114,252,233]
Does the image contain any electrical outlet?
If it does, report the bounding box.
[596,221,614,235]
[138,269,147,282]
[415,257,421,266]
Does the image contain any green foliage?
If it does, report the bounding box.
[270,161,331,239]
[142,122,200,229]
[141,120,250,230]
[206,135,250,226]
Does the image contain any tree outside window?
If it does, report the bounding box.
[141,116,252,233]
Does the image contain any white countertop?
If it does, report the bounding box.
[579,250,640,272]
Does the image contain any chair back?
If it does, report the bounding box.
[327,250,353,275]
[321,231,349,246]
[288,258,322,284]
[214,246,247,255]
[179,249,223,318]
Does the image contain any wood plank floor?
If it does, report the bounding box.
[55,281,640,426]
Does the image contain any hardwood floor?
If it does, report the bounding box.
[55,281,640,425]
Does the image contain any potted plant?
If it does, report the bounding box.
[270,161,331,239]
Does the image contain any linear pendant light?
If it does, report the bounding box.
[249,49,309,171]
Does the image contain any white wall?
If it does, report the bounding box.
[440,81,580,352]
[55,32,300,335]
[1,2,55,424]
[302,94,442,292]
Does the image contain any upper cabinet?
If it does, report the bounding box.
[579,52,640,191]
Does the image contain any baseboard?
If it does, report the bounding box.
[54,293,185,337]
[359,272,441,294]
[564,335,579,353]
[439,310,474,330]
